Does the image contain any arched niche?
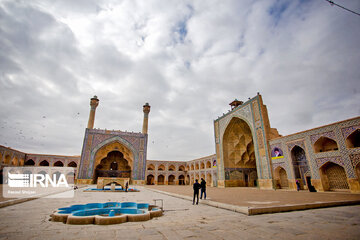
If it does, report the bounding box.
[147,164,155,170]
[313,137,338,153]
[223,117,257,187]
[319,162,349,191]
[346,129,360,148]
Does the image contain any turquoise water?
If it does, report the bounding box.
[58,202,150,217]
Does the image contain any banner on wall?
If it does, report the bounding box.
[271,147,284,160]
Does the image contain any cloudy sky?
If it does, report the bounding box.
[0,0,359,161]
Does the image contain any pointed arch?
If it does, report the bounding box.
[40,160,49,166]
[146,174,155,185]
[222,117,257,187]
[320,162,349,190]
[346,129,360,148]
[54,161,64,167]
[313,136,338,153]
[88,136,138,178]
[274,166,288,189]
[168,175,175,185]
[68,161,77,168]
[147,164,155,170]
[157,175,165,185]
[158,164,165,171]
[24,159,35,166]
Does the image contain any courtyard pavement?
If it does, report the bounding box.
[0,185,359,240]
[145,185,360,207]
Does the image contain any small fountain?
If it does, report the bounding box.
[51,202,163,225]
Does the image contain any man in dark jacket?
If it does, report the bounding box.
[193,179,201,205]
[200,178,206,200]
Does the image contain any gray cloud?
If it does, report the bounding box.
[0,0,359,160]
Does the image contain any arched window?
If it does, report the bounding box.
[147,164,155,170]
[68,161,77,168]
[195,163,199,170]
[158,165,165,171]
[168,175,175,185]
[168,165,175,171]
[346,129,360,148]
[54,161,64,167]
[179,175,185,185]
[4,155,11,164]
[178,165,185,171]
[146,175,155,185]
[24,159,35,166]
[39,160,49,166]
[313,137,338,153]
[157,175,165,185]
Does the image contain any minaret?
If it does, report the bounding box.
[87,95,99,129]
[142,102,151,134]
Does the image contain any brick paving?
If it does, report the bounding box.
[0,185,359,239]
[145,185,360,207]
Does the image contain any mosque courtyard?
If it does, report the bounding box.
[0,186,359,240]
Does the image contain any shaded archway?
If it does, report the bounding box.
[274,167,288,189]
[68,161,77,168]
[223,117,257,187]
[206,161,211,169]
[40,160,49,166]
[320,162,349,190]
[158,164,165,171]
[195,163,199,170]
[11,157,18,165]
[54,161,64,167]
[206,173,212,186]
[291,145,309,189]
[191,164,194,171]
[168,165,175,171]
[179,175,185,185]
[178,165,185,171]
[168,175,175,185]
[24,159,35,166]
[146,174,155,185]
[158,175,165,185]
[4,155,11,164]
[91,139,135,183]
[313,137,338,153]
[200,162,205,169]
[147,164,155,170]
[94,151,131,182]
[190,175,194,185]
[346,129,360,148]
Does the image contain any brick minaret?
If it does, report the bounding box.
[142,103,151,134]
[87,96,99,129]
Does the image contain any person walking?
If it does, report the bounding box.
[193,179,201,205]
[296,180,300,191]
[200,178,207,200]
[125,181,129,192]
